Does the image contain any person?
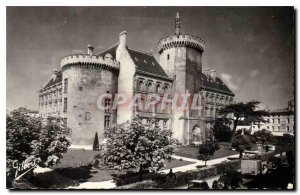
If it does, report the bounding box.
[167,169,176,180]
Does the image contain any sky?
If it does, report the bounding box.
[6,6,294,111]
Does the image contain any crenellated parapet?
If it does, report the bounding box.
[61,54,120,72]
[158,34,206,53]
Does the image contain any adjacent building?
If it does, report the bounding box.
[251,100,294,136]
[38,13,234,148]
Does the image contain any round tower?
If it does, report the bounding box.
[61,45,119,148]
[158,12,206,144]
[158,12,205,93]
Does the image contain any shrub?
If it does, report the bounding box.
[112,171,166,186]
[214,160,241,175]
[101,117,175,174]
[198,141,220,166]
[232,134,253,158]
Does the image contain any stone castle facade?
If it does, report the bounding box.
[38,13,234,148]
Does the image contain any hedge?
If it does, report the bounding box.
[113,151,279,189]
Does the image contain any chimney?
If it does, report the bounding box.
[87,45,94,56]
[210,69,217,81]
[119,31,127,48]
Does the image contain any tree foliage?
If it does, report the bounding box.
[6,108,71,175]
[101,118,175,173]
[232,134,253,158]
[217,101,269,141]
[198,141,220,166]
[212,118,232,142]
[275,134,294,155]
[253,129,274,147]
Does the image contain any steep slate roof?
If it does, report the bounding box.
[41,71,62,90]
[127,48,170,79]
[97,44,119,59]
[201,73,234,96]
[97,45,171,79]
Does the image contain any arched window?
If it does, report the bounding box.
[163,85,169,94]
[138,80,144,91]
[155,84,161,94]
[147,82,153,92]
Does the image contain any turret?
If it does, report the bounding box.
[157,12,206,144]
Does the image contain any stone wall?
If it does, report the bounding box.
[62,67,118,147]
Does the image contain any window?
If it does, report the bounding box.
[63,98,67,112]
[63,118,67,127]
[138,80,144,91]
[104,98,111,113]
[104,115,110,128]
[272,126,274,131]
[155,84,161,94]
[163,120,167,128]
[85,112,91,120]
[64,78,68,93]
[287,126,290,132]
[147,82,153,92]
[267,126,269,130]
[278,118,280,124]
[288,118,290,123]
[167,54,170,60]
[79,86,83,91]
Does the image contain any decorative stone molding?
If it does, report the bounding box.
[61,54,119,71]
[158,34,206,53]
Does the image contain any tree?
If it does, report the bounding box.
[253,129,274,151]
[275,134,294,156]
[101,117,175,174]
[198,141,220,166]
[217,101,269,141]
[212,118,233,142]
[93,132,99,151]
[6,107,71,180]
[232,134,253,158]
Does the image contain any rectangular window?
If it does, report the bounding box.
[104,115,110,128]
[63,118,67,127]
[278,119,280,124]
[104,98,111,113]
[163,120,167,128]
[272,126,274,131]
[167,54,170,60]
[287,126,290,132]
[64,78,68,93]
[63,98,67,112]
[85,112,91,120]
[287,118,290,123]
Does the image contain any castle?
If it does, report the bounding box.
[38,13,234,148]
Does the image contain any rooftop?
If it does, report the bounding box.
[201,73,234,96]
[40,71,62,90]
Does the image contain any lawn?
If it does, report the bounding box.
[51,149,194,183]
[175,144,238,160]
